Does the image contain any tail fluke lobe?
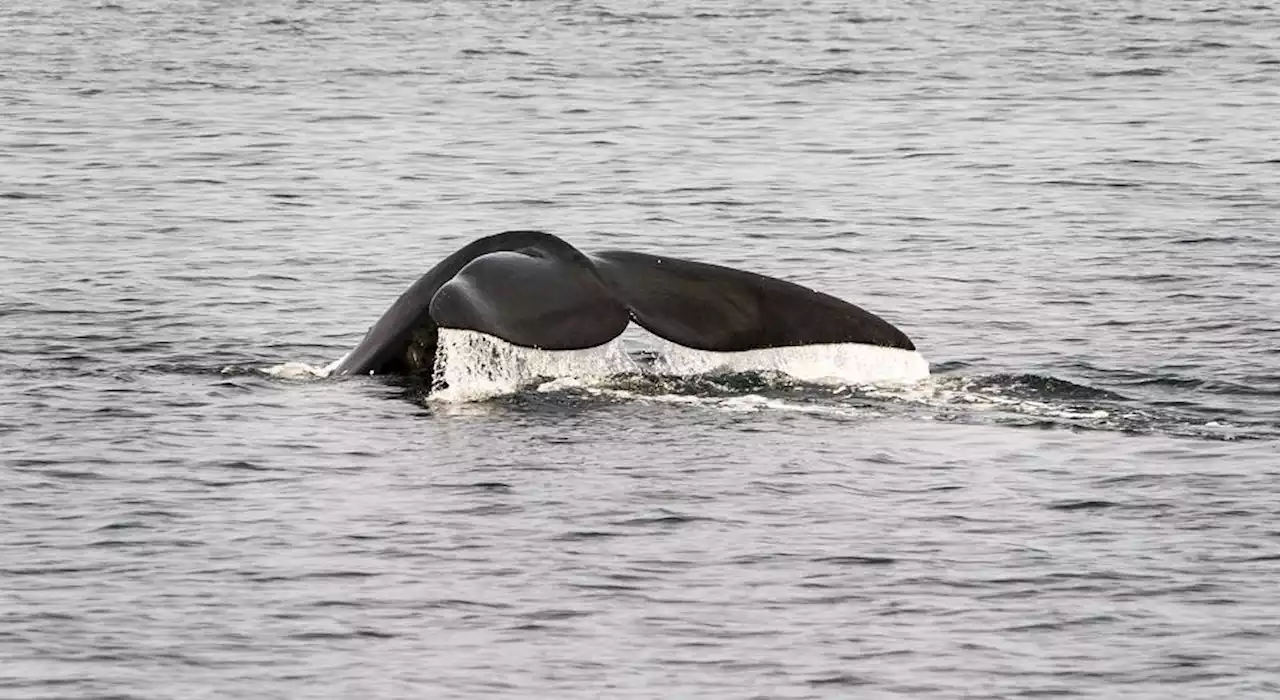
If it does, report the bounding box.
[589,250,915,352]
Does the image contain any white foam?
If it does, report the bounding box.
[260,351,349,379]
[653,340,930,386]
[430,329,639,402]
[425,326,930,401]
[860,378,1118,423]
[260,361,332,379]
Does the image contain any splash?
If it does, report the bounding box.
[428,328,930,401]
[430,329,639,402]
[251,340,1264,439]
[859,375,1120,421]
[258,361,329,379]
[654,340,930,386]
[587,385,880,419]
[259,352,348,379]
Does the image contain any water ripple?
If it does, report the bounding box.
[2,0,1279,697]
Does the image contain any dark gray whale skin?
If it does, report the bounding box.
[332,231,915,377]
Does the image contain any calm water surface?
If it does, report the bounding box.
[2,1,1279,698]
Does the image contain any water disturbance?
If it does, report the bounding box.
[2,0,1278,697]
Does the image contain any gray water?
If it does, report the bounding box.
[3,0,1280,697]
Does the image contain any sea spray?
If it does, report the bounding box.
[653,339,930,386]
[431,328,639,401]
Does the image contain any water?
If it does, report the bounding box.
[3,0,1279,697]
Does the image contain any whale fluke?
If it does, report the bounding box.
[430,248,630,351]
[332,231,916,378]
[589,250,915,353]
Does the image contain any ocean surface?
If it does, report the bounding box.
[3,0,1279,697]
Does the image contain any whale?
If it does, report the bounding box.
[332,231,917,378]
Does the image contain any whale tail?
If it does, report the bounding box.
[333,231,915,377]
